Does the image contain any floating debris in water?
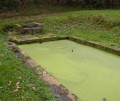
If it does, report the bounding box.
[103,97,107,101]
[39,41,43,44]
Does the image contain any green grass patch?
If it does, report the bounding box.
[0,36,58,101]
[42,10,120,46]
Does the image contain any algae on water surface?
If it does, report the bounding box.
[19,40,120,101]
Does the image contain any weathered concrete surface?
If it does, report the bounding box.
[9,34,120,56]
[21,22,43,34]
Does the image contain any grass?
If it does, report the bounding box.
[43,10,120,46]
[1,9,120,46]
[0,4,120,101]
[0,36,58,101]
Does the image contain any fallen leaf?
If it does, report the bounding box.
[21,96,24,99]
[16,82,20,85]
[32,86,36,91]
[27,84,34,87]
[13,89,18,92]
[16,82,20,89]
[8,81,12,86]
[18,76,22,80]
[0,86,3,89]
[27,84,36,91]
[12,82,20,93]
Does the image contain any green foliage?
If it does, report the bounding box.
[33,0,43,4]
[2,24,15,32]
[0,0,19,12]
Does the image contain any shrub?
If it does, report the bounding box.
[0,0,19,12]
[89,15,105,25]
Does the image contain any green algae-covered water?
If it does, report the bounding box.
[19,40,120,101]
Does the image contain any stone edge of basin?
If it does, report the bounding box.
[9,35,120,56]
[8,42,78,101]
